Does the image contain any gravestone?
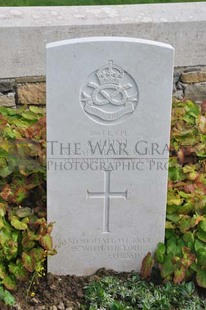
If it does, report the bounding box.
[47,37,174,275]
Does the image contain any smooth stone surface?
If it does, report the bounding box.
[0,3,205,78]
[47,37,174,275]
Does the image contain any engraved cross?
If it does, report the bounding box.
[87,170,128,233]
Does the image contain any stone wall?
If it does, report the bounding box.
[0,66,205,108]
[0,77,46,108]
[173,66,206,102]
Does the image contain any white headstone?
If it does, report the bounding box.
[47,37,174,275]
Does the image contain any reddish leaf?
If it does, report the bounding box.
[140,252,154,279]
[39,234,53,251]
[2,275,17,291]
[22,252,36,272]
[184,184,195,193]
[174,267,186,284]
[30,248,45,261]
[0,184,13,202]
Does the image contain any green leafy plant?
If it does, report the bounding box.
[142,100,206,288]
[83,274,206,309]
[0,106,55,293]
[0,283,15,306]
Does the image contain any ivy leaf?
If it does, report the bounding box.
[22,252,36,272]
[2,289,15,306]
[2,275,17,291]
[0,217,4,229]
[168,166,184,182]
[174,267,186,284]
[199,219,206,233]
[0,203,7,216]
[167,190,183,206]
[184,100,200,118]
[196,229,206,242]
[13,187,28,204]
[9,261,29,281]
[22,111,38,121]
[167,237,182,256]
[161,255,174,278]
[140,252,154,279]
[166,214,180,223]
[155,243,166,264]
[179,216,194,233]
[0,148,16,178]
[178,202,193,215]
[0,184,13,202]
[194,238,205,251]
[27,229,40,241]
[39,234,53,251]
[196,268,206,288]
[29,106,45,114]
[165,221,175,229]
[22,232,36,250]
[30,248,45,261]
[183,232,194,243]
[196,248,206,267]
[0,263,7,279]
[198,115,206,134]
[11,217,28,230]
[3,126,17,139]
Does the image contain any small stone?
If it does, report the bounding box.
[65,301,76,308]
[0,92,16,107]
[17,82,46,105]
[50,306,58,310]
[0,79,15,92]
[31,297,39,304]
[180,71,206,84]
[173,90,184,100]
[58,302,65,309]
[177,81,184,90]
[13,304,23,310]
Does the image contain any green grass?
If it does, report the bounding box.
[0,0,205,6]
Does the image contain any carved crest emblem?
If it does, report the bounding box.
[80,60,139,125]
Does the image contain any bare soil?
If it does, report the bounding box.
[0,269,126,310]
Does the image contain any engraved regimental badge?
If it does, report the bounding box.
[80,60,139,125]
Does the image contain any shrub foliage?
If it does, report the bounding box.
[0,106,54,293]
[142,100,206,288]
[83,274,206,309]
